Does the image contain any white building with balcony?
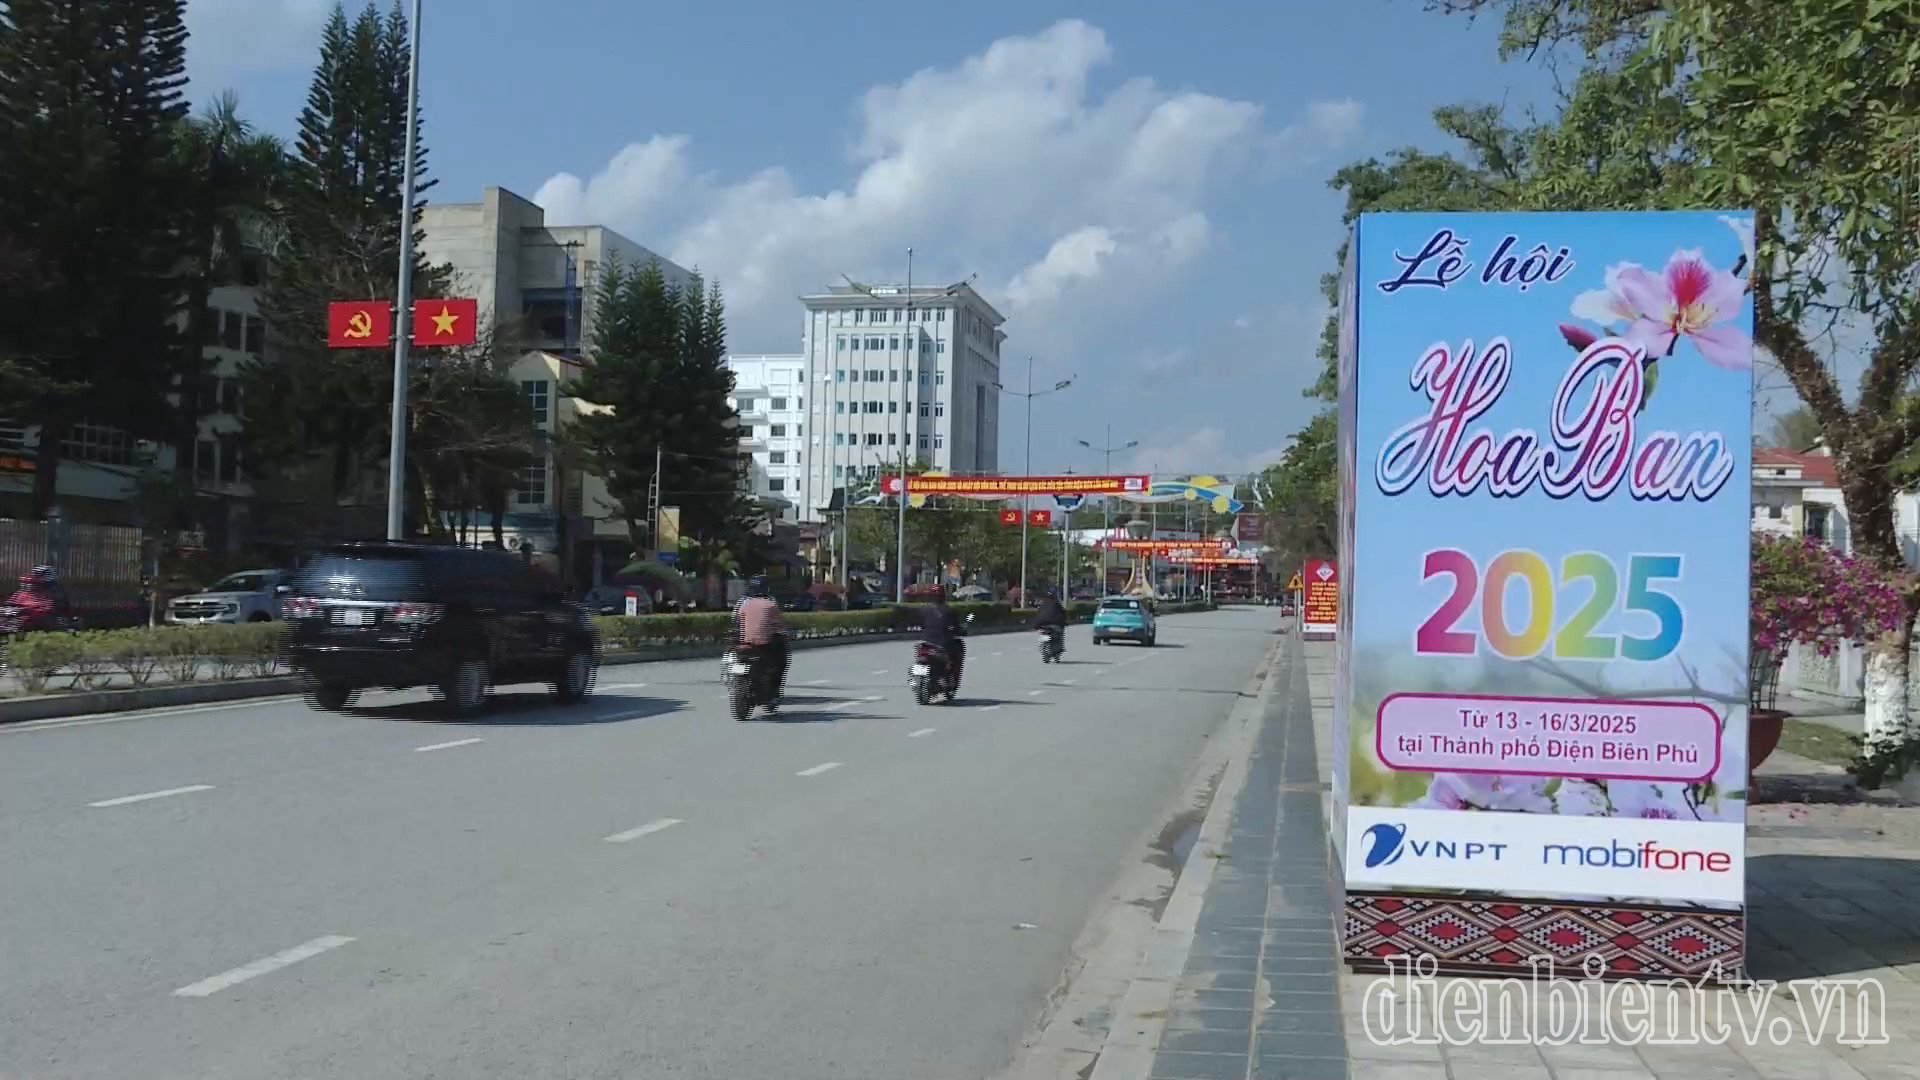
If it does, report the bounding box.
[799,283,1005,522]
[419,186,696,357]
[725,354,806,520]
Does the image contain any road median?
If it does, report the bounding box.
[0,600,1217,725]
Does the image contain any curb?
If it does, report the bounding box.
[0,620,1053,726]
[1082,640,1286,1080]
[995,631,1286,1080]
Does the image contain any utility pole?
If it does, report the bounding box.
[383,0,424,540]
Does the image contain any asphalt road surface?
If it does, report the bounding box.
[0,607,1278,1080]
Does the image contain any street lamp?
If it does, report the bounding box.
[842,265,971,603]
[994,358,1074,603]
[1076,425,1138,590]
[384,0,425,539]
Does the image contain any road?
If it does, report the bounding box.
[0,606,1279,1080]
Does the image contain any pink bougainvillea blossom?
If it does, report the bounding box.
[1752,534,1905,658]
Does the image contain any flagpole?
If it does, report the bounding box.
[385,0,424,540]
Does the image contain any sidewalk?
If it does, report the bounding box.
[1328,641,1920,1080]
[1144,637,1920,1080]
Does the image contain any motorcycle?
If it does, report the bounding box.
[723,646,782,720]
[910,642,958,705]
[1037,626,1064,663]
[910,613,974,705]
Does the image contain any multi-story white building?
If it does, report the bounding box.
[419,186,696,358]
[799,283,1005,522]
[724,354,807,521]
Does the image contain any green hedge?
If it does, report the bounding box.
[1,598,1217,695]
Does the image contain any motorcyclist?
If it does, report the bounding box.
[4,565,68,632]
[731,575,789,709]
[1031,587,1067,649]
[919,586,967,689]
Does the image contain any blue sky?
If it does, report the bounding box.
[187,0,1563,478]
[1347,211,1753,686]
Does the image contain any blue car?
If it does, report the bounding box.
[1091,596,1157,647]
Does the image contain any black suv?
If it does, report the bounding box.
[281,541,601,716]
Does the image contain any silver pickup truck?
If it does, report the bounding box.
[165,569,293,625]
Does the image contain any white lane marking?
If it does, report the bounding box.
[796,761,842,777]
[907,727,937,737]
[1060,678,1078,686]
[977,705,1002,712]
[1028,689,1046,696]
[596,682,648,691]
[414,737,484,753]
[871,669,889,676]
[992,650,1004,656]
[803,678,828,685]
[88,784,214,808]
[172,935,355,998]
[821,695,884,710]
[605,817,683,843]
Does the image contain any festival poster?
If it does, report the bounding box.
[1302,559,1339,639]
[1337,211,1753,977]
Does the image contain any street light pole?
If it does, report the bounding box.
[1021,356,1032,601]
[994,359,1072,603]
[1076,424,1138,592]
[895,247,911,604]
[384,0,424,540]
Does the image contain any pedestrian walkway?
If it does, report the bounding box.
[1147,635,1920,1080]
[1141,630,1347,1080]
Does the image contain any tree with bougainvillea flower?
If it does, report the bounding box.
[1751,534,1905,662]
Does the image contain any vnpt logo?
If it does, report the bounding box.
[1542,841,1734,874]
[1360,823,1506,869]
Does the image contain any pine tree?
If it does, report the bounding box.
[243,1,460,533]
[568,262,757,572]
[0,0,195,517]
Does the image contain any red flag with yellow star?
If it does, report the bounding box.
[410,297,478,347]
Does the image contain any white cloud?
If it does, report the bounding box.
[186,0,332,87]
[1137,346,1192,372]
[531,20,1363,352]
[1005,226,1120,310]
[1306,99,1366,139]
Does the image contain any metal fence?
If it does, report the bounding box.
[0,517,147,626]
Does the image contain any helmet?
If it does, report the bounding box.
[929,585,949,605]
[27,565,55,585]
[746,575,770,598]
[1047,587,1061,600]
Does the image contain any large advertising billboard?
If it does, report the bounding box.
[1336,211,1753,978]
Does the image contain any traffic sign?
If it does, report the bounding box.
[1286,572,1303,591]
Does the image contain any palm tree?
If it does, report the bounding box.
[171,93,288,519]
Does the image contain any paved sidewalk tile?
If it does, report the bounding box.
[1144,631,1349,1080]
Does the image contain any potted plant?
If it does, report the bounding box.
[1749,534,1904,771]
